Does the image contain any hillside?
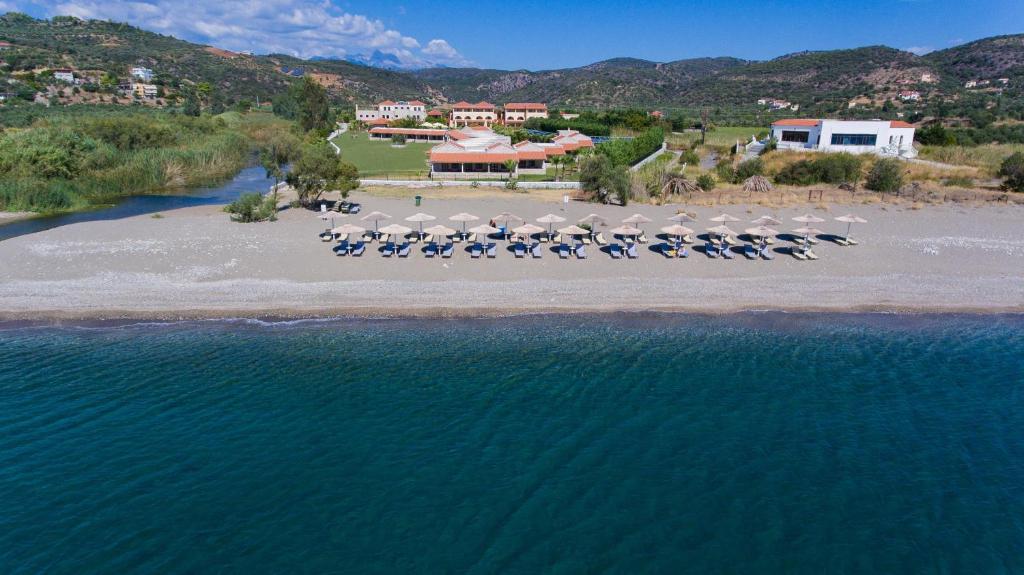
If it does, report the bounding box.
[924,35,1024,81]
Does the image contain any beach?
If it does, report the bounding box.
[1,191,1022,319]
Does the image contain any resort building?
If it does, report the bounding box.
[367,127,448,142]
[450,102,498,127]
[770,119,917,157]
[503,103,548,126]
[428,127,593,178]
[355,100,427,126]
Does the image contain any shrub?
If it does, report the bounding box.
[773,160,818,186]
[679,149,700,166]
[942,176,975,188]
[734,157,763,182]
[391,133,407,145]
[696,173,716,191]
[224,192,277,222]
[580,154,630,205]
[505,178,518,190]
[597,127,664,167]
[759,137,777,155]
[865,158,904,193]
[998,152,1024,193]
[714,159,735,183]
[774,153,863,186]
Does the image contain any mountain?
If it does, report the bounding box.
[1,13,1020,111]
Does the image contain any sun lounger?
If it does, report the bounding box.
[760,247,774,260]
[626,243,639,259]
[382,242,395,257]
[705,242,720,258]
[661,245,676,258]
[581,236,592,245]
[320,231,333,242]
[539,234,549,243]
[558,244,570,259]
[425,242,438,258]
[468,233,478,244]
[674,242,689,258]
[531,243,543,258]
[638,231,649,244]
[610,244,623,259]
[453,234,463,243]
[791,247,808,260]
[514,243,526,258]
[552,234,562,244]
[721,245,735,259]
[334,240,349,255]
[576,244,587,259]
[350,242,365,256]
[378,233,390,245]
[744,245,758,260]
[361,233,373,243]
[441,243,454,258]
[471,243,483,258]
[846,237,859,246]
[807,236,819,245]
[337,233,349,243]
[805,249,819,260]
[397,243,411,258]
[407,234,419,244]
[486,243,497,258]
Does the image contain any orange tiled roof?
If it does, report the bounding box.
[369,127,448,136]
[771,119,820,127]
[505,103,547,110]
[890,121,915,128]
[378,100,396,106]
[407,100,426,106]
[452,101,495,110]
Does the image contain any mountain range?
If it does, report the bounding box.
[1,13,1021,110]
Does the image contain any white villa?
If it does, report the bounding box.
[356,100,427,126]
[450,102,498,127]
[503,103,548,126]
[427,126,594,179]
[770,119,917,158]
[131,67,154,82]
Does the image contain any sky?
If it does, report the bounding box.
[4,0,1023,69]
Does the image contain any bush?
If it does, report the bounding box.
[696,173,716,191]
[224,192,277,222]
[679,149,700,166]
[714,159,735,183]
[504,178,518,190]
[916,123,956,146]
[774,153,863,186]
[580,154,630,204]
[759,137,777,155]
[998,152,1024,193]
[773,160,818,186]
[865,158,904,193]
[942,176,975,188]
[734,157,763,182]
[597,127,664,167]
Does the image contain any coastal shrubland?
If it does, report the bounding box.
[998,152,1024,192]
[865,158,904,193]
[225,192,278,222]
[597,127,664,167]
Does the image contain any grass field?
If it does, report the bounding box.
[918,144,1024,176]
[668,126,765,148]
[334,134,433,177]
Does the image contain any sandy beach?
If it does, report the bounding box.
[1,190,1022,319]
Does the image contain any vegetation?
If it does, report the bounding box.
[597,127,664,167]
[773,153,863,186]
[225,192,277,222]
[334,133,432,176]
[696,173,716,191]
[580,155,630,205]
[865,158,904,192]
[287,141,360,207]
[998,152,1024,192]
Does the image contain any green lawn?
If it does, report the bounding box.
[334,134,433,177]
[669,126,765,148]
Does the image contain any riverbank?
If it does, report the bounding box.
[1,191,1022,319]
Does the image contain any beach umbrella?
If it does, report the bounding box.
[491,211,524,228]
[709,213,740,223]
[577,213,608,235]
[834,214,867,242]
[557,225,591,247]
[405,212,437,236]
[707,224,738,242]
[744,225,779,238]
[512,223,545,242]
[536,213,567,235]
[609,225,643,237]
[378,223,412,242]
[317,210,346,231]
[423,224,456,247]
[449,212,479,235]
[667,212,696,223]
[750,215,782,226]
[621,214,653,225]
[360,211,392,234]
[468,224,500,247]
[661,224,695,240]
[792,213,826,224]
[792,226,823,249]
[331,223,366,236]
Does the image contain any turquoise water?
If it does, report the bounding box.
[1,314,1023,574]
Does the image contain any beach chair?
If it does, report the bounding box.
[581,235,592,245]
[610,244,623,259]
[471,243,483,258]
[539,234,549,243]
[558,244,570,259]
[398,243,411,258]
[530,243,543,258]
[425,242,438,258]
[638,231,649,244]
[514,243,526,258]
[350,242,365,257]
[407,233,419,244]
[807,236,820,245]
[468,233,478,244]
[744,244,758,260]
[626,243,639,259]
[705,242,720,259]
[337,233,349,244]
[453,234,463,243]
[846,238,859,246]
[595,233,608,246]
[486,243,497,258]
[553,234,562,244]
[382,242,396,257]
[320,230,333,242]
[361,232,373,243]
[441,243,454,258]
[379,233,390,245]
[333,240,349,255]
[424,234,434,245]
[760,247,774,260]
[576,244,587,259]
[682,234,694,244]
[791,246,808,261]
[805,249,819,260]
[661,245,676,258]
[677,246,689,258]
[764,236,775,245]
[721,245,735,259]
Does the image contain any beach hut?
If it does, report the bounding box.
[834,214,867,245]
[360,211,392,238]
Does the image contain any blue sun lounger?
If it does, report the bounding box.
[760,245,774,260]
[626,243,639,259]
[471,243,483,258]
[531,243,543,258]
[334,240,349,255]
[721,245,735,259]
[674,241,688,258]
[441,243,454,258]
[486,243,497,258]
[424,242,438,258]
[559,243,570,259]
[576,244,587,259]
[514,243,526,258]
[350,242,365,256]
[398,243,411,258]
[744,244,758,259]
[610,244,623,259]
[382,242,396,257]
[705,242,720,258]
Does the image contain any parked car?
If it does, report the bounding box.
[338,201,361,214]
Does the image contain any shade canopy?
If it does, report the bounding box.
[536,213,567,224]
[622,213,653,224]
[661,224,695,237]
[331,223,366,235]
[468,224,501,235]
[557,224,591,236]
[707,224,738,237]
[793,213,826,224]
[449,212,479,222]
[423,224,457,237]
[609,225,643,236]
[491,212,524,224]
[577,213,608,226]
[835,214,867,224]
[405,212,437,223]
[792,226,823,236]
[378,223,413,236]
[360,211,392,222]
[668,212,696,223]
[512,223,546,235]
[750,215,782,226]
[744,225,779,237]
[709,213,741,223]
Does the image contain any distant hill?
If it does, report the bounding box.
[1,13,1020,111]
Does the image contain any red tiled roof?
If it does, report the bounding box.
[378,100,396,106]
[430,152,518,163]
[890,121,915,128]
[452,101,495,110]
[407,100,426,106]
[771,119,820,127]
[427,109,444,116]
[369,127,448,137]
[367,118,390,125]
[505,103,547,110]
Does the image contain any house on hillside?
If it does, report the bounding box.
[899,90,921,102]
[450,101,498,127]
[132,83,158,98]
[131,67,154,81]
[53,69,75,83]
[503,103,548,126]
[0,41,13,50]
[770,119,916,158]
[920,73,937,84]
[355,100,427,125]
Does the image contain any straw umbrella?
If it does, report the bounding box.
[536,213,567,237]
[423,224,456,251]
[317,210,345,229]
[834,214,867,243]
[792,213,825,224]
[512,223,545,243]
[491,212,524,238]
[449,212,479,237]
[792,226,823,251]
[558,224,591,250]
[745,225,778,253]
[360,211,392,238]
[707,224,738,242]
[405,212,437,237]
[577,213,608,238]
[709,213,741,223]
[668,212,696,223]
[750,215,781,226]
[468,223,500,246]
[378,223,412,244]
[661,224,695,241]
[331,223,366,236]
[609,224,643,240]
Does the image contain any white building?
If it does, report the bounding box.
[449,101,498,128]
[899,90,921,102]
[53,69,74,83]
[355,100,426,125]
[503,103,548,126]
[771,119,917,158]
[131,67,154,82]
[428,126,593,178]
[132,83,158,98]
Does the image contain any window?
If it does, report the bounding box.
[830,134,877,146]
[781,130,810,143]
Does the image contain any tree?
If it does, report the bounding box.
[296,77,333,132]
[998,152,1024,193]
[916,123,955,146]
[699,107,711,145]
[287,142,359,207]
[210,91,225,115]
[182,92,201,117]
[865,158,904,193]
[502,159,518,180]
[549,155,562,181]
[580,155,629,205]
[225,192,277,222]
[260,134,298,192]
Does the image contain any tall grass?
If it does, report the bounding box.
[918,144,1024,175]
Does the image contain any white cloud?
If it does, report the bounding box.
[27,0,469,68]
[904,46,935,56]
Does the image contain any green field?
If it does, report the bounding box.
[333,134,433,177]
[668,126,765,148]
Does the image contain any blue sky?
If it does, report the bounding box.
[7,0,1023,69]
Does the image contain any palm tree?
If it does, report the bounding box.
[502,159,518,180]
[549,156,562,181]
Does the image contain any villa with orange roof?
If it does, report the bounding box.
[450,102,498,127]
[428,127,593,178]
[770,119,917,157]
[355,100,427,125]
[503,103,548,126]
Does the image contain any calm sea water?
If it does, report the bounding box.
[1,314,1023,574]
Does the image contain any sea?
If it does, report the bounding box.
[1,313,1022,574]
